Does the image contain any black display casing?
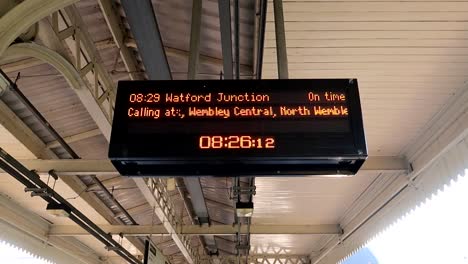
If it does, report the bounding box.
[109,79,367,176]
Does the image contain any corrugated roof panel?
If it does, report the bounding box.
[4,64,99,141]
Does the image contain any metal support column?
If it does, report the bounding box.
[188,0,203,79]
[120,0,171,80]
[218,0,233,79]
[183,178,210,224]
[234,0,240,79]
[273,0,288,79]
[187,0,219,255]
[255,0,268,79]
[183,177,219,255]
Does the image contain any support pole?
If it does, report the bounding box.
[188,0,203,80]
[255,0,268,79]
[218,0,233,79]
[234,0,240,79]
[273,0,288,79]
[120,0,171,80]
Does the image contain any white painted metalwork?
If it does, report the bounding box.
[1,6,209,261]
[55,6,117,124]
[3,42,111,141]
[0,0,79,57]
[97,0,142,80]
[215,255,310,264]
[48,224,342,236]
[3,2,468,264]
[134,177,202,264]
[45,129,102,149]
[0,156,408,176]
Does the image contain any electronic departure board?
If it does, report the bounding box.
[109,79,367,176]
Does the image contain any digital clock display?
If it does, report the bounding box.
[198,136,275,149]
[109,79,367,176]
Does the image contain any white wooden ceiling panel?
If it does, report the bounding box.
[266,11,468,22]
[253,172,381,225]
[263,1,467,156]
[259,1,467,258]
[267,2,468,12]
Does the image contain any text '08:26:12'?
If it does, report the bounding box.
[199,136,275,149]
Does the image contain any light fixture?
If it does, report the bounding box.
[236,201,254,218]
[46,202,71,217]
[0,70,11,97]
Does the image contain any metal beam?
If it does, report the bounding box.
[87,176,124,191]
[85,7,218,263]
[120,0,171,80]
[133,178,199,264]
[184,178,210,224]
[0,0,79,56]
[184,16,207,249]
[95,38,252,73]
[46,128,101,149]
[359,156,409,172]
[218,0,233,79]
[0,57,43,72]
[6,156,409,176]
[97,0,142,80]
[62,5,117,121]
[218,255,310,264]
[183,177,218,254]
[234,0,240,79]
[188,0,203,79]
[114,203,148,218]
[49,224,342,236]
[165,46,253,72]
[273,0,288,79]
[255,0,268,79]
